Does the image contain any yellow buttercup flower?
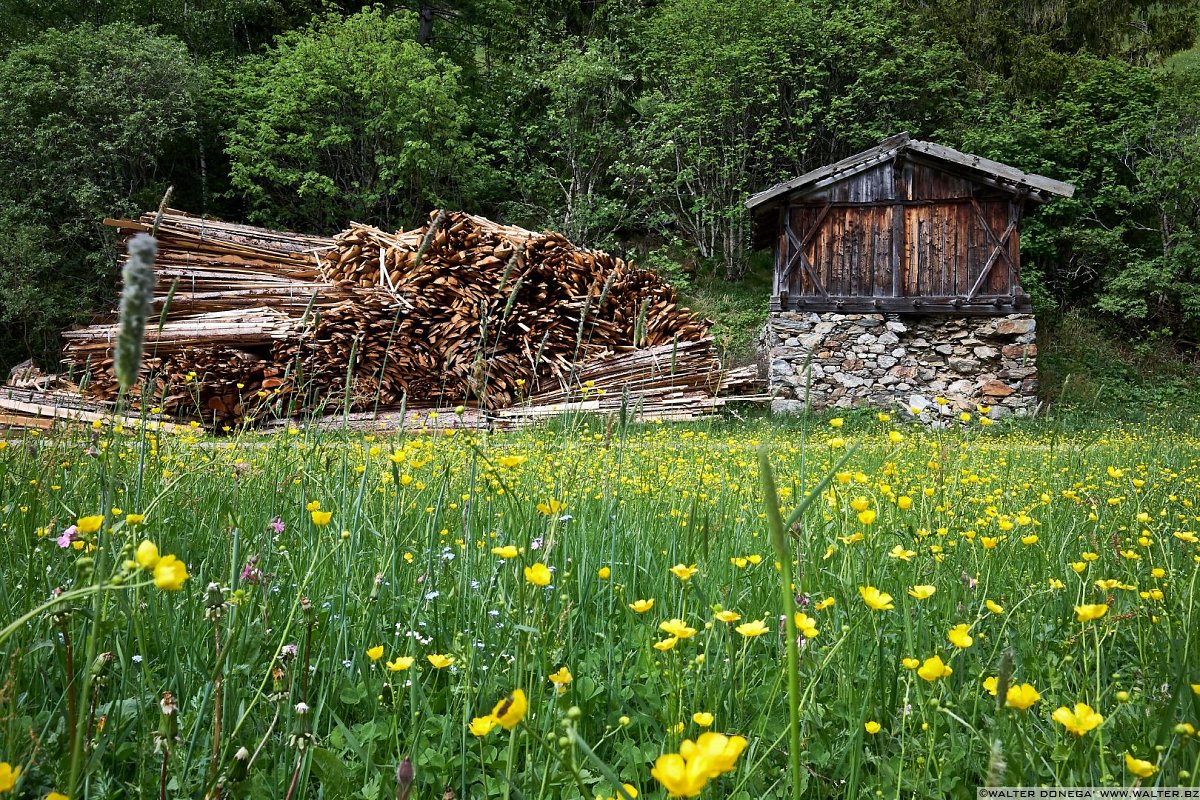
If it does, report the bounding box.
[734,619,770,638]
[986,599,1004,614]
[387,656,414,672]
[680,732,747,778]
[125,513,145,525]
[907,585,936,600]
[497,454,527,468]
[859,586,894,611]
[814,597,835,611]
[714,610,741,623]
[305,500,320,512]
[469,715,497,736]
[917,655,952,682]
[659,619,698,639]
[366,645,384,661]
[76,515,103,535]
[692,711,713,727]
[1075,604,1109,623]
[888,544,914,560]
[0,762,19,792]
[983,676,998,696]
[153,555,189,591]
[864,720,881,734]
[1052,703,1103,736]
[492,689,527,729]
[491,545,519,558]
[524,563,552,586]
[549,666,573,686]
[135,540,160,569]
[1005,683,1040,710]
[829,417,844,428]
[670,563,698,581]
[793,613,819,638]
[653,636,679,651]
[629,599,655,613]
[1125,752,1157,779]
[651,752,708,797]
[850,497,870,512]
[901,657,920,670]
[310,510,333,526]
[46,793,70,800]
[427,654,455,669]
[947,624,974,649]
[597,566,611,579]
[536,499,565,516]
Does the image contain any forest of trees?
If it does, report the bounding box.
[1,0,1198,369]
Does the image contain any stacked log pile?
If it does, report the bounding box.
[61,209,758,427]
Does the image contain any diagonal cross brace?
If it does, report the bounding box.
[780,203,831,298]
[966,198,1018,300]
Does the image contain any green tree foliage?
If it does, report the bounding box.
[960,56,1200,338]
[488,33,639,244]
[633,0,966,277]
[224,7,477,232]
[1,0,1200,370]
[0,23,201,367]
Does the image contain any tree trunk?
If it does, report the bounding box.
[418,5,434,45]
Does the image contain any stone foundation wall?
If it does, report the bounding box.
[762,312,1039,416]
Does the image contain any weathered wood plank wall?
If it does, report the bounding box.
[773,155,1025,312]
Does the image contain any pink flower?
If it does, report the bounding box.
[56,525,77,548]
[270,517,285,534]
[240,555,261,584]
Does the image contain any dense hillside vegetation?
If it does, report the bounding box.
[1,0,1199,372]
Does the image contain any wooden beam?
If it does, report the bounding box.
[891,156,905,299]
[774,294,1031,315]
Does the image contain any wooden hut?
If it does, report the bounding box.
[746,133,1074,315]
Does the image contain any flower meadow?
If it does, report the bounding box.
[1,412,1199,799]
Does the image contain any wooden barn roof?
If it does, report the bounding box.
[746,133,1075,211]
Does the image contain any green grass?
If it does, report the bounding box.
[1,410,1199,798]
[679,254,773,365]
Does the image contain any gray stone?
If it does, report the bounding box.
[995,317,1035,335]
[949,358,979,373]
[771,399,808,415]
[973,346,1000,359]
[877,355,897,369]
[885,321,908,333]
